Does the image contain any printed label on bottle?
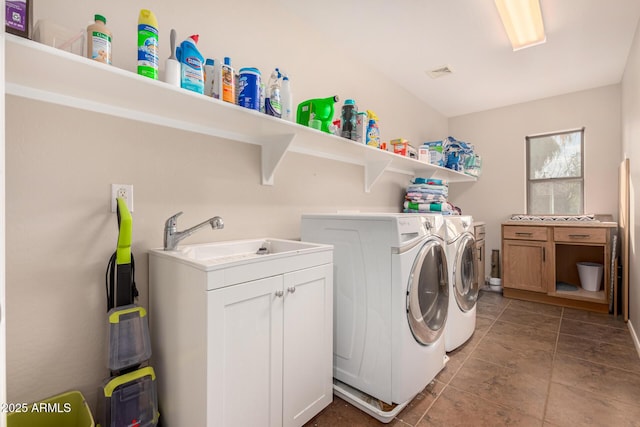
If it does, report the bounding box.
[137,24,158,78]
[91,31,111,64]
[222,67,235,103]
[180,56,204,94]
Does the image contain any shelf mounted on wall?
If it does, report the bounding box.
[5,35,476,192]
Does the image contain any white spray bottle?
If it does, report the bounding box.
[280,73,294,122]
[265,68,282,118]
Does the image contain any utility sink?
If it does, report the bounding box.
[149,238,333,290]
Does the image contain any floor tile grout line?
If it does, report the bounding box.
[414,296,510,426]
[553,348,640,375]
[438,381,546,426]
[542,306,564,425]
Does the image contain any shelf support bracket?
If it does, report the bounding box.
[363,154,392,193]
[261,134,296,186]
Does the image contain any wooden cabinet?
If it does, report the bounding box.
[502,239,552,293]
[501,221,616,313]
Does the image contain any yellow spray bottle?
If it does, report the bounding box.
[366,110,381,148]
[137,9,159,79]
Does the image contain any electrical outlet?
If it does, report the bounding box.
[111,184,134,213]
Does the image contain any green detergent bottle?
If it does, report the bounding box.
[296,96,339,134]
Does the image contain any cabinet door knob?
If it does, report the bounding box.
[287,286,296,294]
[275,290,284,298]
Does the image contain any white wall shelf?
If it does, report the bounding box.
[5,35,476,192]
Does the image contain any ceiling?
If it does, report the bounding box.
[276,0,640,118]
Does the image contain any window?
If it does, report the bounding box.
[526,128,584,215]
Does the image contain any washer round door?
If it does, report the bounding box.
[406,239,449,346]
[453,234,479,312]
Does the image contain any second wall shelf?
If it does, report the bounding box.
[5,35,476,192]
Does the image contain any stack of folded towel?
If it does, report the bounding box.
[402,177,459,214]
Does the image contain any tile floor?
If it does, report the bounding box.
[304,290,640,427]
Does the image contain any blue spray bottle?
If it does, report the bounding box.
[176,34,204,94]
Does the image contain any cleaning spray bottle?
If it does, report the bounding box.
[265,68,282,118]
[365,110,381,148]
[137,9,159,79]
[280,73,293,122]
[176,34,204,94]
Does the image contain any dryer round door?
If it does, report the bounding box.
[406,239,449,346]
[453,233,479,312]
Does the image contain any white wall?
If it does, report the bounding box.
[622,19,640,341]
[7,0,448,413]
[449,85,622,278]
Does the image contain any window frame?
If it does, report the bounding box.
[525,128,585,215]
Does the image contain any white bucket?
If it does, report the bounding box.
[577,262,603,292]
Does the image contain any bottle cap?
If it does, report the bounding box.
[95,14,106,24]
[224,57,231,65]
[205,58,214,66]
[190,34,199,44]
[344,99,355,105]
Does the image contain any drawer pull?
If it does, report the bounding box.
[543,247,545,262]
[568,234,590,238]
[275,290,284,298]
[515,232,533,236]
[287,286,296,294]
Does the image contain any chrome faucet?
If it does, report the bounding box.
[163,211,224,251]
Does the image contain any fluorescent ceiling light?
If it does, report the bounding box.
[495,0,546,51]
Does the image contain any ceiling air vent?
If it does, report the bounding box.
[426,65,454,79]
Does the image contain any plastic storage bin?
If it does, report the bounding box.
[33,19,84,55]
[577,262,604,291]
[7,390,94,427]
[108,304,152,371]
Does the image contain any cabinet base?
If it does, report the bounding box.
[503,288,609,313]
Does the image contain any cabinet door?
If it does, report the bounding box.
[282,264,333,427]
[476,239,485,287]
[503,239,551,293]
[207,276,284,427]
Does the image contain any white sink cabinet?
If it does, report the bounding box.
[149,239,333,427]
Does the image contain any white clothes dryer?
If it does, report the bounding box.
[443,215,479,352]
[301,213,449,409]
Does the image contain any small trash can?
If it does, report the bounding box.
[577,262,604,292]
[7,390,94,427]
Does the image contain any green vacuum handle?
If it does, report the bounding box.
[116,197,132,265]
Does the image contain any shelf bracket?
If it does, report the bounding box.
[363,154,392,193]
[261,134,296,186]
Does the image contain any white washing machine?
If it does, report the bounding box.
[443,215,479,352]
[301,213,449,418]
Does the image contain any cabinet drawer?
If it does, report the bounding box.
[554,227,606,244]
[503,225,549,241]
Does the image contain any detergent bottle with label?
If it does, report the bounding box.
[221,57,236,103]
[176,34,204,94]
[87,14,112,64]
